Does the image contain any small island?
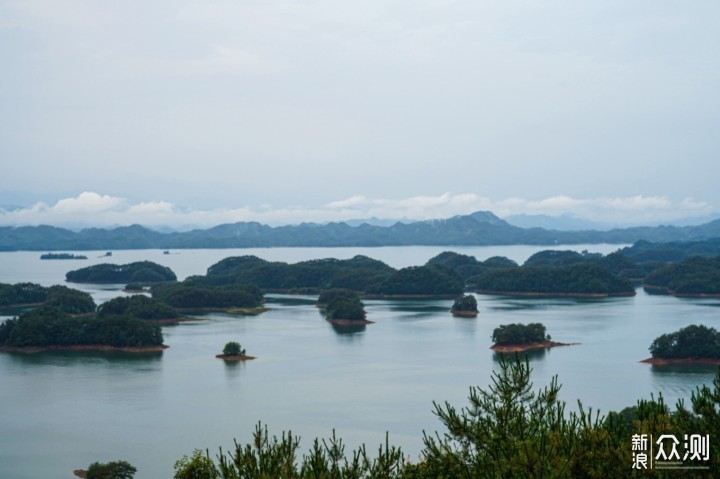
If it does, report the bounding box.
[40,252,88,260]
[97,295,185,324]
[0,282,96,314]
[490,323,575,352]
[318,289,372,325]
[151,281,265,315]
[641,324,720,365]
[216,341,255,361]
[450,294,478,317]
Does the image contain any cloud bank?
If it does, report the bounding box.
[0,192,713,230]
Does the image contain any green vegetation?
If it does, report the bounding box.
[0,306,163,348]
[475,262,636,296]
[650,324,720,359]
[43,285,96,314]
[450,294,478,314]
[371,265,463,296]
[222,341,246,356]
[86,460,136,479]
[65,261,177,284]
[97,295,179,321]
[152,282,263,309]
[202,255,394,292]
[0,282,95,314]
[426,251,518,284]
[174,356,720,477]
[0,282,48,306]
[492,323,549,345]
[644,256,720,295]
[40,252,87,260]
[321,289,367,321]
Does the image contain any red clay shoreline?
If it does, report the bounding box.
[640,357,720,365]
[215,354,256,361]
[451,309,478,317]
[490,341,578,352]
[0,344,169,354]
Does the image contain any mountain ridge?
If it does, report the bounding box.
[2,211,720,251]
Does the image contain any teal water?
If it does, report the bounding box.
[1,245,718,478]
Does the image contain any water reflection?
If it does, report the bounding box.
[5,349,164,368]
[329,322,366,337]
[222,359,248,378]
[492,348,548,362]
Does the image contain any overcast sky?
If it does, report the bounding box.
[1,0,718,227]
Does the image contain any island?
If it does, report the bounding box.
[475,263,636,297]
[0,305,166,353]
[216,341,255,361]
[318,289,372,325]
[151,281,265,314]
[96,295,184,324]
[643,256,720,297]
[490,323,575,352]
[0,282,96,314]
[40,252,88,260]
[66,261,177,284]
[450,294,479,316]
[641,324,720,365]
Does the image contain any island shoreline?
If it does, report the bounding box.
[490,341,578,352]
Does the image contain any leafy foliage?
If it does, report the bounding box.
[0,306,163,348]
[450,294,478,313]
[370,265,463,296]
[85,460,136,479]
[66,261,177,284]
[152,282,263,309]
[320,289,367,321]
[492,323,549,345]
[475,262,635,296]
[222,341,246,356]
[426,251,518,285]
[650,324,720,359]
[203,255,395,293]
[0,282,49,306]
[644,256,720,295]
[44,285,96,314]
[97,295,178,321]
[174,450,219,479]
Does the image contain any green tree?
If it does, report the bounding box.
[86,460,136,479]
[174,450,218,479]
[223,341,246,356]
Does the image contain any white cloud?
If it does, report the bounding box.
[0,192,714,229]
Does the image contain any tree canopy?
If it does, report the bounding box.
[0,306,163,348]
[97,294,179,321]
[492,323,549,345]
[66,261,177,284]
[650,324,720,359]
[644,256,720,295]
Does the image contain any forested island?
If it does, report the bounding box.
[643,256,720,297]
[643,324,720,364]
[0,282,96,314]
[490,323,574,352]
[197,255,463,297]
[40,253,88,260]
[151,281,265,314]
[317,289,369,324]
[0,306,165,352]
[475,263,636,297]
[450,294,478,316]
[66,261,177,284]
[97,295,182,324]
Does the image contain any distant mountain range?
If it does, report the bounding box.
[2,211,720,251]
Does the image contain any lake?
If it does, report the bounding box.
[1,245,719,478]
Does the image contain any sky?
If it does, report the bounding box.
[1,0,719,228]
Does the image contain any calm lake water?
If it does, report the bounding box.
[1,245,719,479]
